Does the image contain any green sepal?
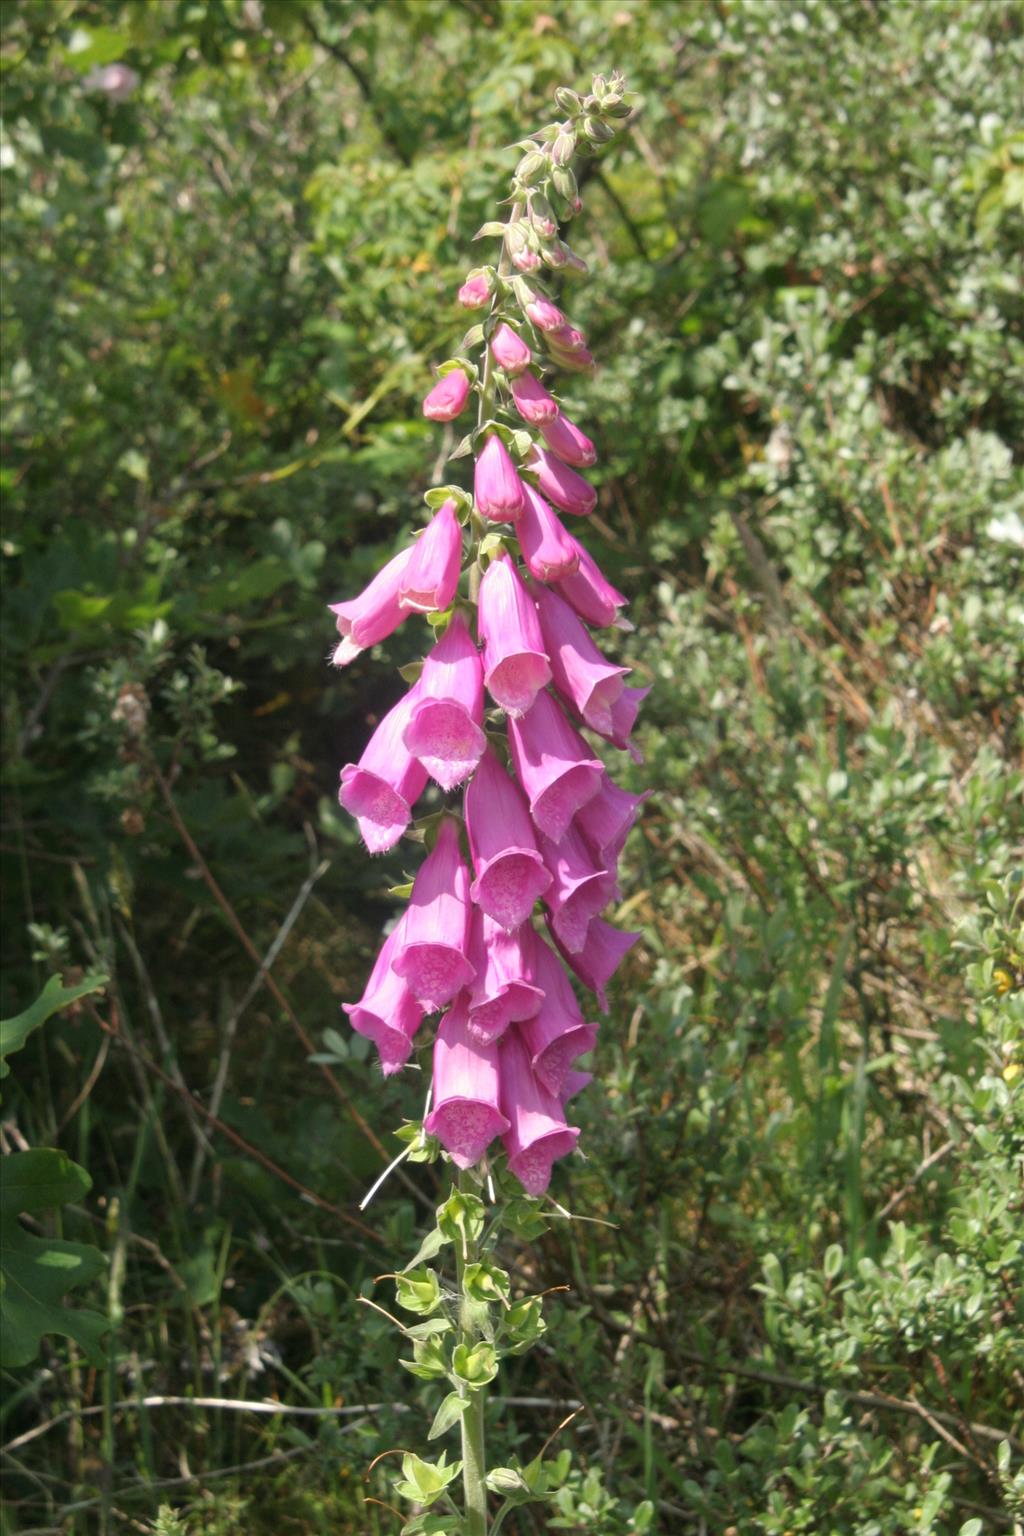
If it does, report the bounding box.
[462,1259,511,1305]
[394,1266,443,1315]
[437,1188,485,1246]
[397,659,424,685]
[393,1451,462,1507]
[451,1339,498,1388]
[502,1197,550,1240]
[424,484,472,513]
[435,357,478,382]
[502,1295,546,1355]
[399,1333,449,1381]
[427,1390,470,1440]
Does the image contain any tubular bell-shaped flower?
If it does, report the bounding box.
[424,996,509,1167]
[533,580,629,735]
[499,1029,580,1195]
[511,371,559,425]
[519,936,597,1094]
[464,744,551,930]
[422,368,471,422]
[329,545,414,666]
[508,688,604,842]
[392,818,476,1009]
[339,684,428,854]
[399,500,463,615]
[403,613,485,790]
[490,323,532,376]
[477,553,551,717]
[550,914,640,1013]
[526,444,597,516]
[518,483,580,582]
[467,909,544,1044]
[556,535,631,629]
[539,412,597,468]
[475,433,526,522]
[538,821,616,955]
[575,775,649,864]
[343,919,425,1075]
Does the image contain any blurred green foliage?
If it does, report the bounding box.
[1,0,1022,1532]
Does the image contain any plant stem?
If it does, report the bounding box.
[455,1169,489,1536]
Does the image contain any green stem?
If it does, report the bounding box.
[455,1170,489,1536]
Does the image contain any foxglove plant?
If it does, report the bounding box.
[328,73,637,1536]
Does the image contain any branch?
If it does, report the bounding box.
[301,13,411,166]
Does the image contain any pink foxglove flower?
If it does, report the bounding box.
[475,434,526,522]
[392,818,475,1008]
[403,613,485,790]
[533,581,629,735]
[518,484,580,582]
[526,445,596,516]
[422,368,471,422]
[343,919,424,1075]
[520,936,597,1094]
[490,323,532,376]
[478,554,552,717]
[550,323,589,354]
[538,822,616,955]
[467,910,544,1045]
[500,1029,579,1195]
[550,915,640,1013]
[399,500,462,614]
[424,997,509,1166]
[329,544,414,666]
[575,776,649,864]
[556,536,630,629]
[339,685,428,853]
[464,745,551,929]
[524,295,567,333]
[458,273,492,308]
[540,412,597,468]
[508,688,603,842]
[595,684,651,762]
[511,371,559,425]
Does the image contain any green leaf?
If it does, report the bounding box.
[427,1391,469,1439]
[402,1225,447,1272]
[1,973,109,1080]
[0,1150,108,1368]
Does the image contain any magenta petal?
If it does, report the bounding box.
[549,915,640,1013]
[343,920,425,1075]
[392,819,476,1008]
[518,484,580,582]
[526,445,596,516]
[519,937,597,1095]
[465,746,552,929]
[508,689,603,843]
[490,323,532,377]
[399,501,463,614]
[424,996,509,1167]
[475,435,526,522]
[402,614,485,790]
[524,295,567,333]
[533,581,629,734]
[499,1030,579,1194]
[575,777,649,864]
[339,684,428,853]
[459,274,492,308]
[555,538,630,629]
[598,685,650,760]
[423,369,471,422]
[539,412,597,468]
[511,371,559,425]
[538,822,616,955]
[329,545,414,663]
[467,910,544,1044]
[478,554,552,717]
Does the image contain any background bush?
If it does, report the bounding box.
[1,1,1021,1532]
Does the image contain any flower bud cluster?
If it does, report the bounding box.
[327,75,639,1197]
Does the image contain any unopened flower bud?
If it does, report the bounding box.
[554,87,582,114]
[458,272,493,309]
[541,241,569,270]
[528,192,557,240]
[582,116,615,145]
[516,149,548,186]
[591,73,608,97]
[551,166,578,204]
[602,98,632,118]
[512,246,542,273]
[551,128,576,166]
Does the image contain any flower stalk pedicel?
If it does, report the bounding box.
[324,71,636,1536]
